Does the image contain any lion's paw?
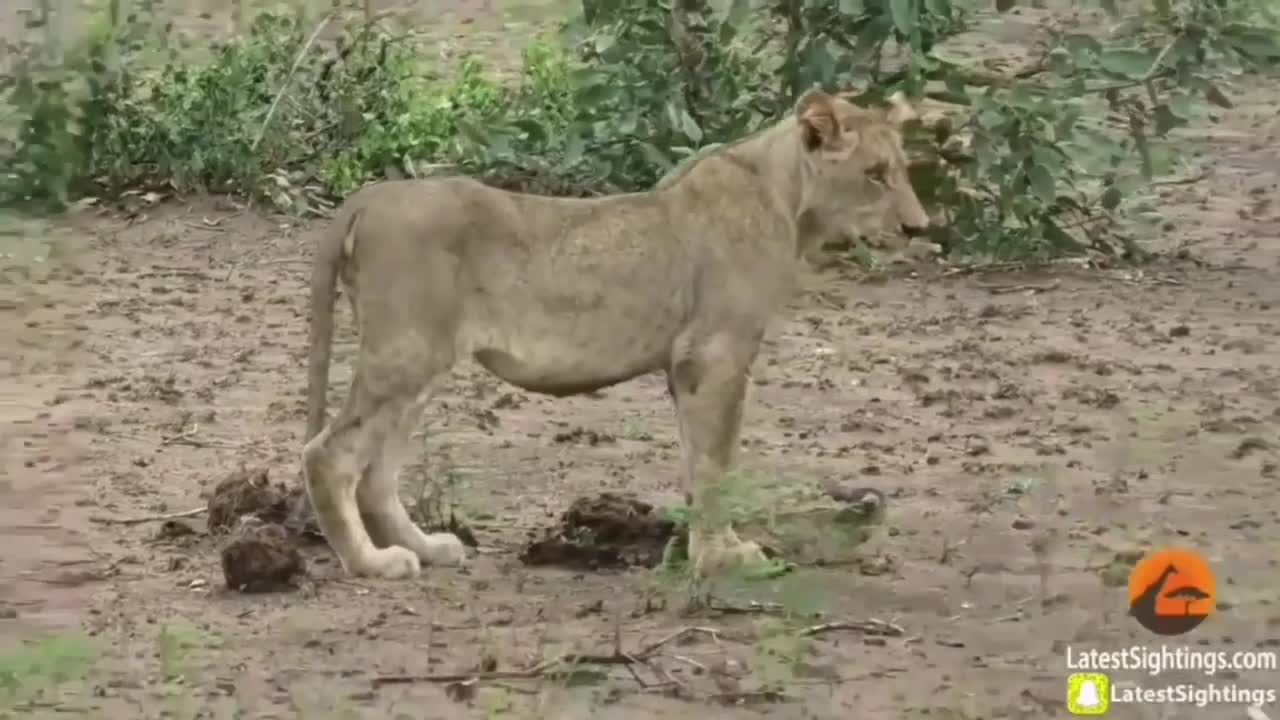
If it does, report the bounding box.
[689,529,772,578]
[348,545,422,580]
[419,532,468,567]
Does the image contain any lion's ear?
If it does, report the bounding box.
[795,88,841,151]
[884,91,919,127]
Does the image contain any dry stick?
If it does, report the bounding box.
[973,280,1061,295]
[371,652,635,687]
[1149,171,1211,188]
[250,12,335,153]
[799,618,906,638]
[90,506,208,526]
[371,626,725,688]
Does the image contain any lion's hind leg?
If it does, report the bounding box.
[302,384,421,580]
[357,383,467,568]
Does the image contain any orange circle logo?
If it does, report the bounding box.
[1128,547,1216,636]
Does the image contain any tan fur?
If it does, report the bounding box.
[658,90,931,261]
[301,90,934,580]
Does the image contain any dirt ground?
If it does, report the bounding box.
[3,2,1280,719]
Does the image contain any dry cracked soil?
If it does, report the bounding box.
[2,1,1280,719]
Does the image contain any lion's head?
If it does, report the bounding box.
[792,88,934,252]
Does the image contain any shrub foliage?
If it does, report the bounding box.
[1,0,1277,260]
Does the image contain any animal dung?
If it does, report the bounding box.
[219,518,305,593]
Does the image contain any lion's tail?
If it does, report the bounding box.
[305,205,361,442]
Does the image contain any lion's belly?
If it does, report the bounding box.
[460,287,684,397]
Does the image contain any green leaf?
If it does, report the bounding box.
[725,0,751,28]
[1027,164,1056,203]
[1031,145,1064,173]
[1165,34,1199,67]
[943,68,967,95]
[563,133,585,166]
[638,142,672,172]
[976,109,1005,129]
[890,0,917,36]
[665,102,681,132]
[852,15,894,63]
[1046,47,1073,74]
[1098,48,1156,79]
[1064,34,1101,59]
[1100,186,1122,210]
[1148,144,1176,177]
[802,36,837,87]
[573,82,615,107]
[679,109,703,143]
[1223,28,1280,60]
[925,0,950,17]
[1042,219,1085,253]
[838,0,863,15]
[1152,104,1184,137]
[1006,85,1039,110]
[1167,92,1196,119]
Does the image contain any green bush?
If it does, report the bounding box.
[1,0,1277,260]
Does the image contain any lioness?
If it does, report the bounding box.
[302,88,932,580]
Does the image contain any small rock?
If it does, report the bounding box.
[445,680,477,702]
[156,519,198,541]
[1230,437,1270,460]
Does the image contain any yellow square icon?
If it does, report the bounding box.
[1067,673,1111,715]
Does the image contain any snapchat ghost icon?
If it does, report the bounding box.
[1067,673,1111,715]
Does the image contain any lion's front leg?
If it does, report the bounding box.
[669,333,770,579]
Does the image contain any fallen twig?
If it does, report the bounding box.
[799,617,906,638]
[974,280,1061,295]
[707,598,811,617]
[1148,171,1211,187]
[940,260,1031,277]
[371,651,637,687]
[638,626,723,656]
[255,258,310,266]
[160,424,245,449]
[711,689,789,705]
[136,270,211,280]
[90,507,207,526]
[371,625,727,688]
[179,221,226,233]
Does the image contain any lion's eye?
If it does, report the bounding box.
[867,164,888,183]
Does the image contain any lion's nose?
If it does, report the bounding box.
[901,223,929,238]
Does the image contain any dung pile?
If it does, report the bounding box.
[207,466,312,593]
[206,466,293,534]
[519,492,678,571]
[219,517,305,593]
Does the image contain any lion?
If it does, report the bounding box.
[301,88,933,580]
